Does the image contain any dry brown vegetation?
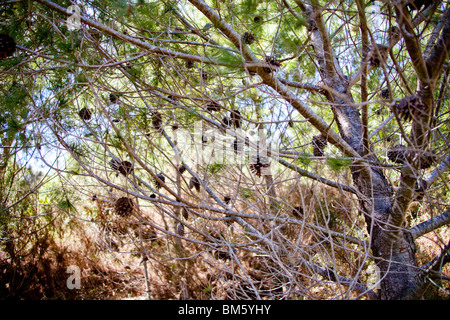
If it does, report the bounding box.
[2,177,447,300]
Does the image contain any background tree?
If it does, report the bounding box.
[1,0,449,300]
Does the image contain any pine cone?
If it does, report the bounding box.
[230,110,241,128]
[154,173,165,190]
[206,101,221,112]
[152,112,162,130]
[395,94,426,122]
[78,107,92,121]
[182,208,189,220]
[388,145,435,169]
[0,34,16,59]
[185,60,195,69]
[176,223,185,237]
[189,176,201,192]
[312,134,327,156]
[178,164,186,174]
[387,145,408,164]
[222,117,231,127]
[109,93,118,104]
[242,32,256,45]
[249,154,270,177]
[380,88,390,99]
[109,159,134,176]
[414,150,436,169]
[114,197,134,217]
[200,70,208,81]
[214,248,236,260]
[264,56,282,73]
[292,206,303,218]
[369,44,389,67]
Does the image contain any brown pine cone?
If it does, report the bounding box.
[388,145,435,169]
[189,176,201,192]
[387,145,408,164]
[395,94,426,122]
[178,164,186,174]
[206,101,221,112]
[249,154,270,177]
[152,112,162,130]
[264,56,282,73]
[78,107,92,121]
[154,173,165,190]
[380,88,390,99]
[109,93,118,104]
[230,110,241,128]
[0,34,16,59]
[185,60,195,69]
[182,208,189,220]
[114,197,134,217]
[369,44,389,67]
[414,150,436,169]
[176,223,185,237]
[312,134,327,156]
[242,32,256,45]
[253,16,262,24]
[109,159,134,176]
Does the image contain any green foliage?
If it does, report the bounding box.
[207,162,225,174]
[297,154,312,167]
[57,198,75,212]
[240,187,254,199]
[326,157,353,171]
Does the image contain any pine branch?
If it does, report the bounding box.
[410,209,450,241]
[32,0,238,68]
[425,7,450,84]
[276,157,357,194]
[393,2,430,85]
[356,0,370,155]
[423,154,450,189]
[186,0,368,168]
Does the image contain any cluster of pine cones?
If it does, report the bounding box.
[387,144,436,169]
[109,159,134,176]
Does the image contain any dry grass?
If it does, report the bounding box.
[1,179,448,300]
